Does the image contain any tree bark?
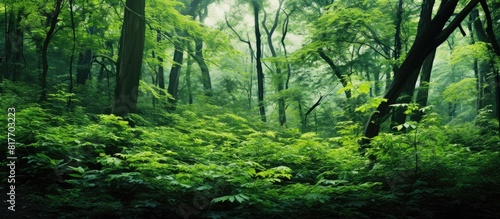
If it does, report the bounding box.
[186,51,194,105]
[112,0,146,116]
[193,38,212,96]
[362,0,481,148]
[67,0,77,110]
[410,50,436,122]
[157,31,165,90]
[470,7,495,112]
[5,9,24,81]
[391,0,435,127]
[166,0,201,110]
[253,0,266,122]
[167,44,184,109]
[262,0,285,125]
[40,0,63,102]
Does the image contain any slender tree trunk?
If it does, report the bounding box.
[262,0,285,125]
[392,0,403,78]
[67,0,76,110]
[167,44,184,109]
[470,7,495,112]
[153,30,165,108]
[1,2,6,92]
[249,53,254,110]
[373,66,381,96]
[165,0,201,109]
[112,0,146,116]
[253,0,266,122]
[297,98,306,132]
[186,50,193,104]
[468,12,483,111]
[40,0,63,102]
[195,9,212,97]
[193,38,212,96]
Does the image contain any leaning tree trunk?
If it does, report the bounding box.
[390,0,435,128]
[362,0,482,151]
[112,0,146,116]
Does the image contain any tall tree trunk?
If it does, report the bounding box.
[157,30,165,90]
[165,0,202,110]
[193,38,212,96]
[391,0,435,128]
[362,0,481,150]
[4,9,24,82]
[1,3,6,92]
[470,7,495,112]
[112,0,146,116]
[152,30,165,108]
[478,0,500,133]
[167,44,184,110]
[410,50,436,122]
[67,0,77,110]
[186,49,193,104]
[194,9,212,97]
[262,0,285,125]
[297,98,306,132]
[253,0,266,122]
[389,0,409,128]
[392,0,403,79]
[40,0,63,102]
[468,13,483,111]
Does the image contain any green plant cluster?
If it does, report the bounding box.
[1,100,500,219]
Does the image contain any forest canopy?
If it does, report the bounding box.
[1,0,500,218]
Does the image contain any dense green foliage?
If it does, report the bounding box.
[2,0,500,218]
[1,89,500,218]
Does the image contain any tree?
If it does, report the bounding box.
[112,0,146,116]
[166,0,209,109]
[40,0,64,102]
[362,0,484,151]
[253,0,266,122]
[262,0,285,125]
[392,0,437,126]
[4,3,24,82]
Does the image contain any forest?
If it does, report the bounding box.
[1,0,500,218]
